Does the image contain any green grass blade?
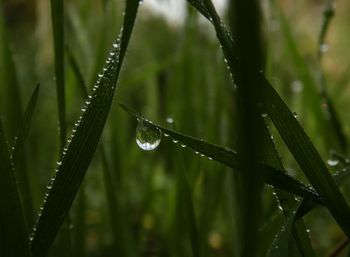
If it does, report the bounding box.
[12,84,40,165]
[50,0,66,149]
[317,3,347,153]
[266,202,302,257]
[30,1,140,256]
[0,120,31,257]
[68,43,134,257]
[0,1,23,140]
[119,103,320,203]
[174,148,201,257]
[10,84,39,227]
[276,1,347,153]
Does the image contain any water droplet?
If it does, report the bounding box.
[327,158,339,167]
[291,80,303,93]
[113,43,118,48]
[98,73,103,78]
[166,117,174,124]
[172,139,179,144]
[261,112,267,118]
[320,43,330,53]
[57,161,62,166]
[292,112,298,118]
[164,133,169,137]
[136,120,161,151]
[180,144,186,148]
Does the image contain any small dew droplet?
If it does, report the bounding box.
[136,120,161,151]
[166,117,174,124]
[327,158,339,167]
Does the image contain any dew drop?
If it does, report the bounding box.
[180,144,186,148]
[327,158,339,167]
[166,117,174,124]
[136,120,161,151]
[113,43,118,48]
[291,80,303,93]
[320,43,330,53]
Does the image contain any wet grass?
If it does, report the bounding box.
[1,0,350,256]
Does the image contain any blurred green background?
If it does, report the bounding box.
[1,0,350,256]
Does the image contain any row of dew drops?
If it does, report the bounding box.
[29,36,123,242]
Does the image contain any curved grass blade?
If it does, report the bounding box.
[119,103,320,203]
[30,1,141,256]
[0,120,31,257]
[186,0,350,238]
[12,84,40,165]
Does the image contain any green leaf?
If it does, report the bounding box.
[50,0,66,149]
[0,120,31,257]
[119,103,320,203]
[30,1,140,256]
[12,84,40,165]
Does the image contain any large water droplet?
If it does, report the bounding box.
[136,120,161,151]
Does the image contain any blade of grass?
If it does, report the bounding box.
[30,1,141,256]
[0,0,23,140]
[68,44,134,257]
[317,2,347,153]
[50,0,66,149]
[0,119,31,257]
[173,141,201,257]
[12,84,40,165]
[266,202,302,257]
[119,103,321,203]
[10,84,40,227]
[187,0,350,238]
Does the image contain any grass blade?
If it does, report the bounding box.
[50,0,66,148]
[12,84,40,165]
[30,1,140,256]
[0,0,23,140]
[68,43,134,257]
[266,202,302,257]
[119,103,320,203]
[0,120,31,257]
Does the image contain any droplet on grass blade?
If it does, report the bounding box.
[136,119,161,151]
[327,158,339,167]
